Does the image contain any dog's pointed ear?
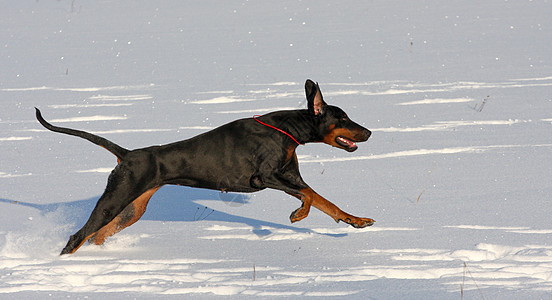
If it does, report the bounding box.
[305,79,327,116]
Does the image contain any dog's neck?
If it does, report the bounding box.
[262,110,324,146]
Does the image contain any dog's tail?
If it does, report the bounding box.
[35,108,129,161]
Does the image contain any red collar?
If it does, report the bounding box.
[253,115,303,145]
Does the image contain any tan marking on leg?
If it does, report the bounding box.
[291,188,374,228]
[64,232,98,255]
[90,186,161,245]
[287,191,313,223]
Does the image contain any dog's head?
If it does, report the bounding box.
[305,79,371,152]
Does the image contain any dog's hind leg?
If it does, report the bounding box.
[89,186,162,245]
[60,190,133,255]
[60,186,159,255]
[60,162,159,255]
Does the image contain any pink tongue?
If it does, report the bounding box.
[339,137,356,147]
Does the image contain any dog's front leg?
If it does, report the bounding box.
[289,188,374,228]
[286,191,312,223]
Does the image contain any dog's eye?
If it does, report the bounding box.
[340,115,349,121]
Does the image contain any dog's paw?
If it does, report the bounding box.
[342,217,375,228]
[290,207,309,223]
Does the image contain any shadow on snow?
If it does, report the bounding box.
[0,185,346,239]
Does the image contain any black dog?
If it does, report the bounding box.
[36,79,374,255]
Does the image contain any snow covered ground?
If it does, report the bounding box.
[1,0,551,298]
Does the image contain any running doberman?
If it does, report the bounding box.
[36,79,374,255]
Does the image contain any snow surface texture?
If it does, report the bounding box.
[1,1,551,299]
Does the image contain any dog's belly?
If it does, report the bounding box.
[165,175,263,193]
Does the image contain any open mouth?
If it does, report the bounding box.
[336,136,358,152]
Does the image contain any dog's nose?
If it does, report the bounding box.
[356,128,371,142]
[364,129,372,140]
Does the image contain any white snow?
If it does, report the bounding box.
[48,115,128,123]
[1,0,551,299]
[396,98,474,105]
[190,96,257,105]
